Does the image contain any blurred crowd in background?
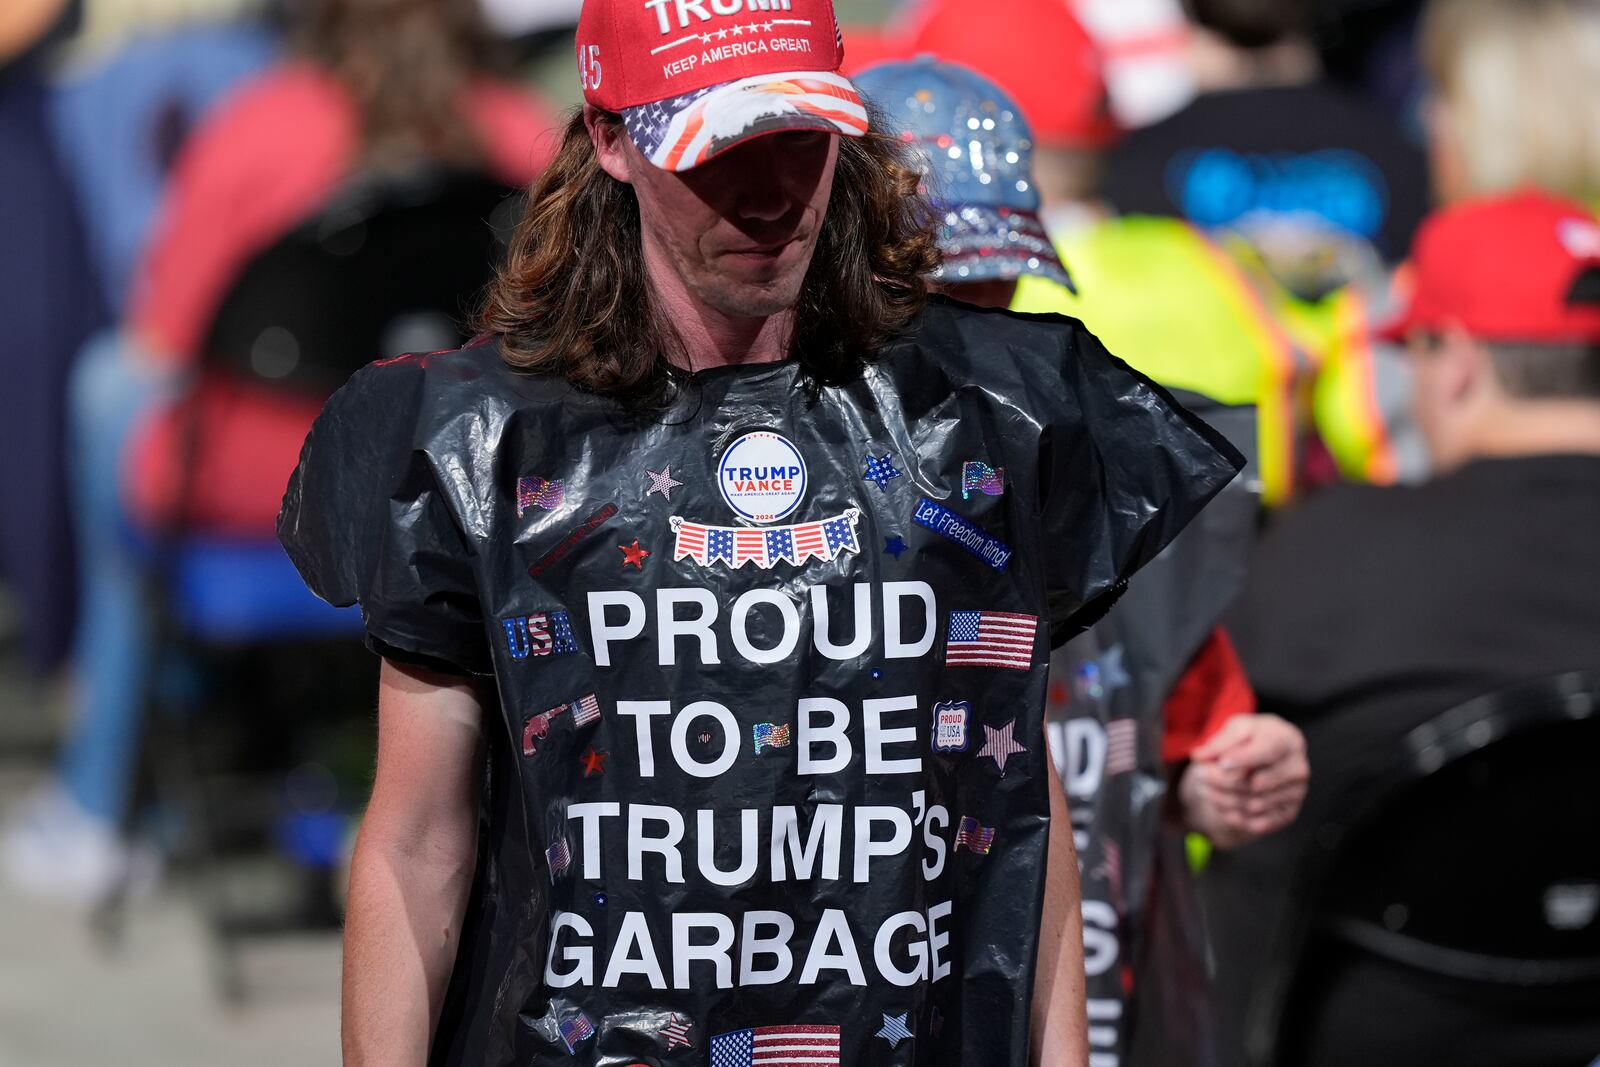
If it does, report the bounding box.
[0,0,1597,1063]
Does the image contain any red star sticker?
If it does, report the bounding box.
[581,746,607,777]
[619,539,650,569]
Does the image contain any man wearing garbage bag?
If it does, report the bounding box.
[276,0,1243,1061]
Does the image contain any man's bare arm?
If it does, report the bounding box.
[343,659,486,1066]
[1031,740,1088,1065]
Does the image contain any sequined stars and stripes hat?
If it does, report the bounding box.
[576,0,868,172]
[854,57,1074,291]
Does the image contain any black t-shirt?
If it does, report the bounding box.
[278,298,1241,1067]
[1211,455,1600,1059]
[1231,455,1600,730]
[1104,83,1429,296]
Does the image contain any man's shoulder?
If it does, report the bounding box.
[905,296,1091,375]
[342,334,564,409]
[318,335,571,460]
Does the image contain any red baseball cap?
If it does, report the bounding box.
[903,0,1115,148]
[1380,189,1600,343]
[576,0,868,171]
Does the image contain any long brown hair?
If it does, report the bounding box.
[479,109,940,408]
[291,0,506,168]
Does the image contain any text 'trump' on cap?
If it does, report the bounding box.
[577,0,868,171]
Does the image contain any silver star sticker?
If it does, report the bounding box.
[645,465,684,502]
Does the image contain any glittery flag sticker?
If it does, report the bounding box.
[961,460,1005,499]
[752,722,792,753]
[954,816,996,854]
[517,476,564,515]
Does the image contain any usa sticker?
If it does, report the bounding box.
[931,700,971,753]
[502,610,578,660]
[718,431,806,523]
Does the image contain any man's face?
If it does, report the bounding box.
[589,111,840,321]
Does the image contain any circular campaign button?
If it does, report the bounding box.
[718,431,807,523]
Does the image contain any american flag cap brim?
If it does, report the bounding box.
[624,70,869,173]
[932,204,1075,292]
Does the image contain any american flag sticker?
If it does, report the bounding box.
[752,722,792,753]
[516,475,564,516]
[961,460,1006,499]
[546,837,572,883]
[1105,718,1139,776]
[945,610,1038,670]
[570,693,601,727]
[557,1011,595,1053]
[669,510,861,570]
[954,815,996,854]
[710,1024,841,1067]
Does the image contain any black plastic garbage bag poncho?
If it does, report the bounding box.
[278,298,1243,1067]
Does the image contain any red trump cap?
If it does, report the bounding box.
[1381,189,1600,343]
[576,0,868,171]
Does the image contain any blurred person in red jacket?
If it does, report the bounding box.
[2,0,558,904]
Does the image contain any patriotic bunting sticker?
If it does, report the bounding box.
[670,509,862,570]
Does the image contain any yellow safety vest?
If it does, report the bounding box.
[1014,216,1401,504]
